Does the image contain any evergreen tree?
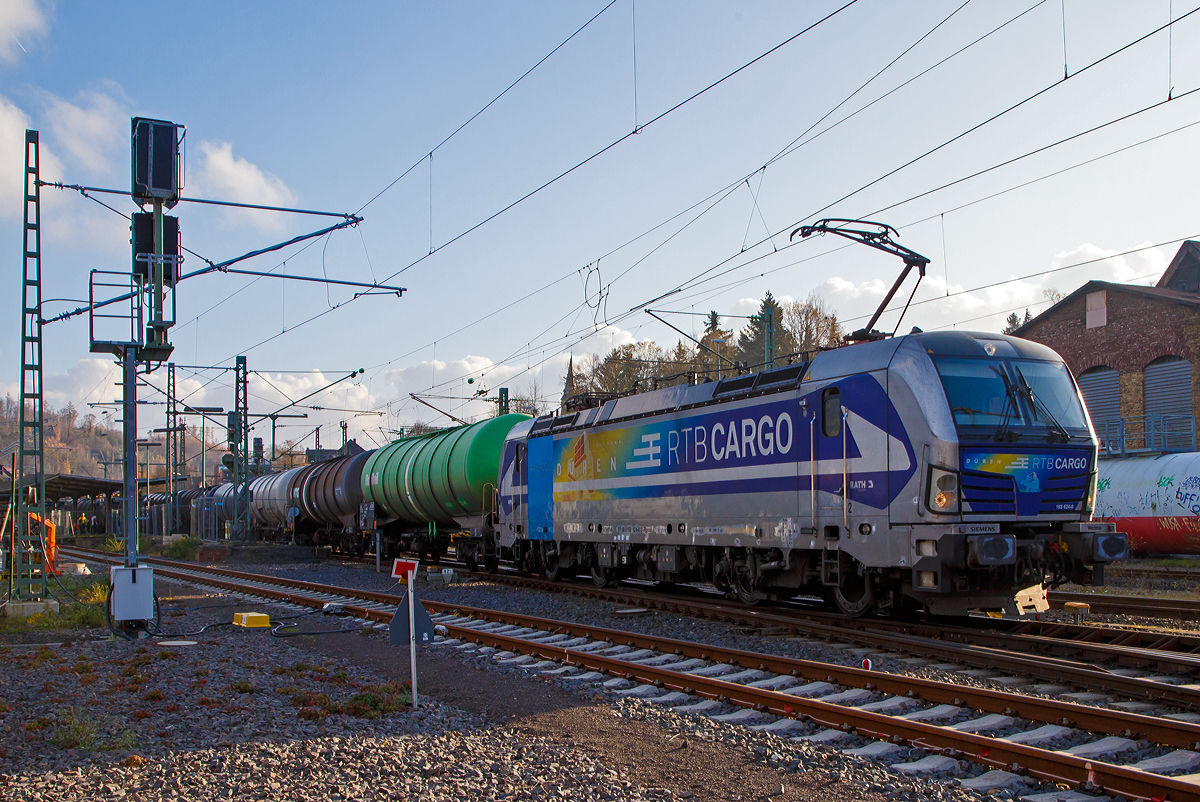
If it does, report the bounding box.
[735,292,796,370]
[1002,312,1022,334]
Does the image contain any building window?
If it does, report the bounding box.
[1085,290,1106,329]
[1144,356,1192,417]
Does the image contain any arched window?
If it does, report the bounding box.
[1144,356,1192,417]
[1077,366,1119,423]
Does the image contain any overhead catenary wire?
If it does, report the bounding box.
[207,0,1017,388]
[355,0,621,216]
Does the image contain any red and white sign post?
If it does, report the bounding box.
[392,558,420,708]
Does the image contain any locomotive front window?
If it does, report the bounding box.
[935,359,1012,426]
[1012,360,1088,430]
[934,357,1089,433]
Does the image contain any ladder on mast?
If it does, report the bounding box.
[16,130,48,600]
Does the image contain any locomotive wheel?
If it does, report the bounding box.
[544,553,563,582]
[464,555,478,572]
[590,565,613,588]
[484,555,499,574]
[734,567,760,606]
[834,570,876,617]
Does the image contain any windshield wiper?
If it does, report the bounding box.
[993,368,1021,443]
[1015,366,1070,444]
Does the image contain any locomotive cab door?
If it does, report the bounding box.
[816,385,846,537]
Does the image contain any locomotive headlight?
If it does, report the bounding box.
[1084,472,1098,514]
[927,467,959,513]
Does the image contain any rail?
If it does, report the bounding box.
[60,547,1200,802]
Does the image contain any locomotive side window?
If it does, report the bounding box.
[514,444,523,474]
[822,388,841,437]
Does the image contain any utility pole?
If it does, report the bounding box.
[257,412,307,465]
[222,356,251,539]
[164,362,181,533]
[15,130,48,604]
[180,406,222,489]
[764,311,775,370]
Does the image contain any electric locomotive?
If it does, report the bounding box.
[496,220,1129,617]
[496,331,1128,616]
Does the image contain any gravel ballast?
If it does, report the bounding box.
[1,585,885,801]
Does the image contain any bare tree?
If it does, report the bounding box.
[1043,287,1065,305]
[510,376,551,417]
[783,291,843,355]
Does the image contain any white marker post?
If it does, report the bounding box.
[391,557,420,709]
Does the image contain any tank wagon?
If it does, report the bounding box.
[1095,452,1200,553]
[360,414,532,566]
[497,331,1129,617]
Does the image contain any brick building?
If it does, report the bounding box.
[1014,240,1200,452]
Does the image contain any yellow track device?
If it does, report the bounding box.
[232,612,271,628]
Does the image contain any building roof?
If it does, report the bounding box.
[1158,240,1200,293]
[1013,278,1200,336]
[0,473,123,504]
[1012,240,1200,337]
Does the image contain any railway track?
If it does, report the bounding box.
[67,546,1200,705]
[334,549,1200,620]
[62,546,1200,801]
[338,553,1200,696]
[1111,566,1200,583]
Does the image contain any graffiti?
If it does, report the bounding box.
[1159,474,1176,488]
[1097,477,1111,491]
[1178,489,1200,516]
[1161,517,1200,533]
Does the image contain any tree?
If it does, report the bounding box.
[510,376,550,417]
[735,292,797,370]
[1043,287,1065,305]
[783,291,843,355]
[582,341,667,395]
[704,310,722,335]
[1002,311,1028,335]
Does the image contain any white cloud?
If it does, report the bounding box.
[0,0,48,64]
[44,86,128,174]
[1048,242,1167,286]
[245,370,378,450]
[0,93,125,255]
[190,140,296,230]
[25,358,123,413]
[0,93,65,217]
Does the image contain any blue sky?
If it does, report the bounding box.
[3,0,1199,449]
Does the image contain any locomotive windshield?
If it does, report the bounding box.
[934,357,1088,437]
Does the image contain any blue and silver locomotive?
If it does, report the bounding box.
[497,329,1129,617]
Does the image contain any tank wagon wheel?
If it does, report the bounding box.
[464,555,479,572]
[544,552,563,582]
[590,565,613,588]
[483,555,499,574]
